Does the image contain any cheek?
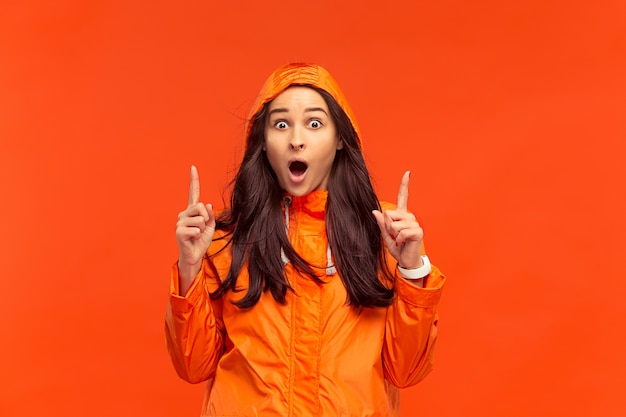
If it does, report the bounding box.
[315,145,339,176]
[324,136,341,160]
[263,144,282,172]
[263,131,281,154]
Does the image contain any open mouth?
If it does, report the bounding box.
[289,160,308,176]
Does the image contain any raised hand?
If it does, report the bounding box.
[175,166,216,286]
[372,171,424,270]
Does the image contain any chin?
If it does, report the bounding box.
[285,187,310,197]
[280,182,313,197]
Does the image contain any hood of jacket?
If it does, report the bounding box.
[246,62,362,148]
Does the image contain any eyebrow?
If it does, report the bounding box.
[268,107,329,116]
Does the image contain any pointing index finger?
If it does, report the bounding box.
[396,171,410,212]
[188,165,200,206]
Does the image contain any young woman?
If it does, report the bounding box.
[165,63,446,417]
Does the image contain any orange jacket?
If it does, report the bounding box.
[165,190,445,416]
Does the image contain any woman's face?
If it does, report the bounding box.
[264,86,343,196]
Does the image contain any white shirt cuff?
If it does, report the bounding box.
[398,255,431,279]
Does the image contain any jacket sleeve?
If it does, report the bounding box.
[382,264,445,388]
[164,258,225,384]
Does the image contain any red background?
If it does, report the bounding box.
[1,1,625,416]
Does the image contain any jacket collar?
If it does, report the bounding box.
[284,189,327,219]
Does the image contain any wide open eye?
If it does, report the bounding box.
[308,119,322,129]
[274,121,288,129]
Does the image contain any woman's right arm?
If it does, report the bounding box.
[165,165,222,383]
[165,260,224,384]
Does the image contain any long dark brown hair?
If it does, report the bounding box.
[210,86,395,308]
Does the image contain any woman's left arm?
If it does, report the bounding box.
[382,265,446,388]
[373,171,447,386]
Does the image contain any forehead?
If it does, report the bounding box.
[268,86,328,111]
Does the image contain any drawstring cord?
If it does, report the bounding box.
[325,246,336,275]
[281,196,335,276]
[280,196,291,265]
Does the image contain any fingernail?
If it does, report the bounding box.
[389,234,395,240]
[395,242,399,247]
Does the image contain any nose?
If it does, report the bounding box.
[289,128,305,151]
